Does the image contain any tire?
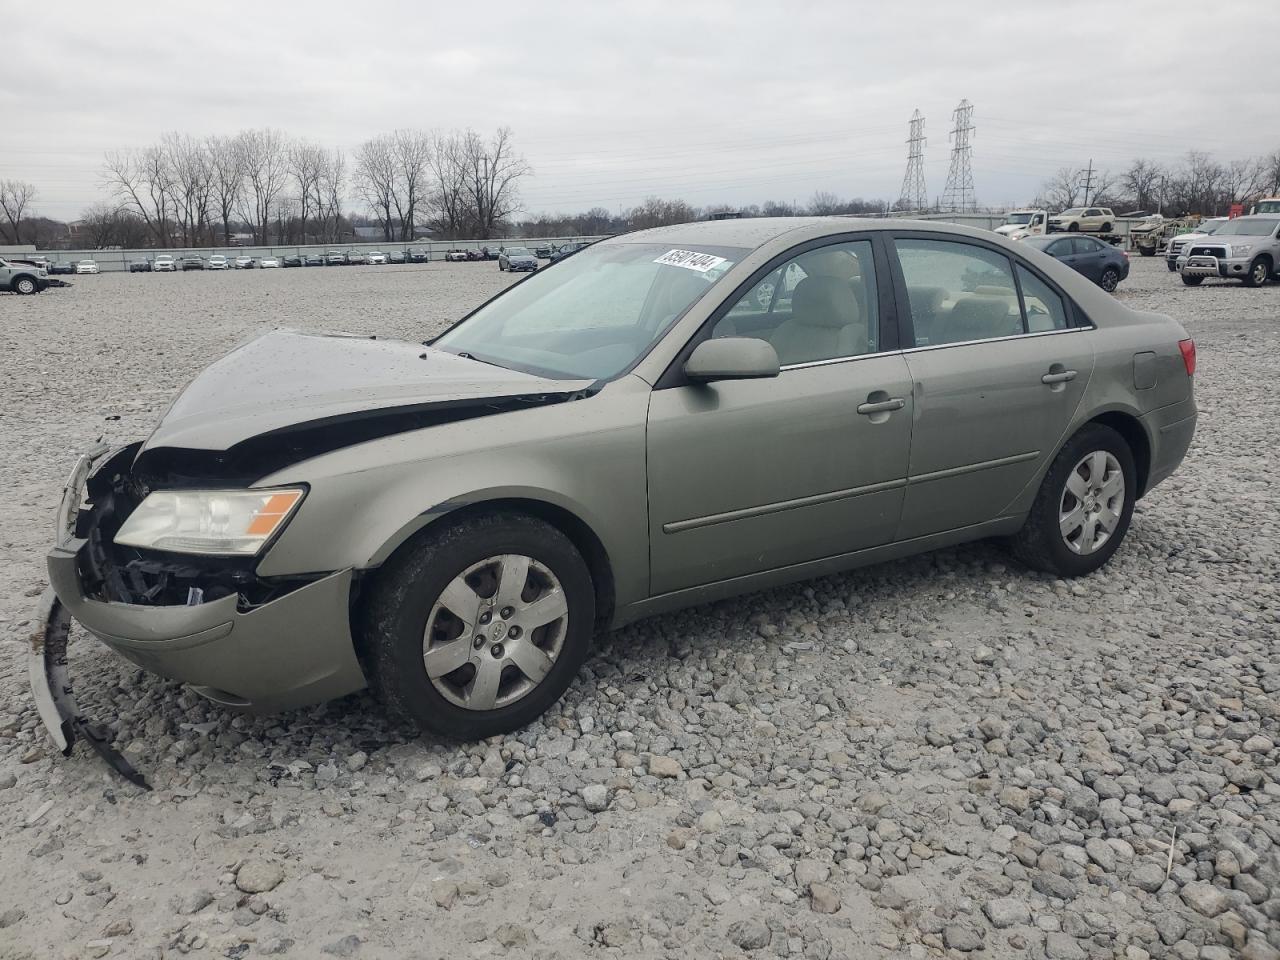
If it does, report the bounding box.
[1010,423,1136,578]
[1099,222,1112,233]
[1139,247,1155,257]
[1067,222,1079,232]
[1099,267,1120,292]
[1243,257,1271,288]
[1166,260,1178,272]
[13,276,38,295]
[499,262,506,271]
[360,513,595,739]
[1181,274,1204,286]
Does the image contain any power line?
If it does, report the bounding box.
[941,99,977,212]
[896,109,928,212]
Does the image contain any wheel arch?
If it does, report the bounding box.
[10,272,39,291]
[1082,410,1152,498]
[367,495,617,631]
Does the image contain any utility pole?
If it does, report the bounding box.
[1080,159,1096,206]
[896,109,928,213]
[941,99,977,213]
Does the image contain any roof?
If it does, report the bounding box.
[610,216,997,251]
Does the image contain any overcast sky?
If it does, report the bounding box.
[4,0,1278,221]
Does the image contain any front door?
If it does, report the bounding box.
[646,238,914,596]
[888,235,1096,540]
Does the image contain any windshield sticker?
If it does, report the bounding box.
[654,249,730,273]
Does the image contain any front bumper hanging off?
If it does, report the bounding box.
[29,588,151,790]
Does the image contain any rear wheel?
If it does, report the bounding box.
[13,276,38,295]
[1099,267,1120,292]
[1243,257,1271,288]
[1181,274,1203,286]
[1099,222,1112,233]
[1010,424,1135,578]
[1139,247,1155,257]
[1067,222,1079,232]
[361,513,595,739]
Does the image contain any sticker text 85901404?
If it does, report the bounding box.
[653,249,730,273]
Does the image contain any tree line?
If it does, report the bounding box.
[1033,150,1280,215]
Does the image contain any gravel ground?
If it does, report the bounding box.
[0,257,1277,960]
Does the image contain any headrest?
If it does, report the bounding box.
[792,276,861,328]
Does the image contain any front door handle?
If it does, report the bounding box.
[1041,369,1077,385]
[857,397,906,415]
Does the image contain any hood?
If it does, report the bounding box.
[507,253,537,262]
[994,224,1025,235]
[143,329,594,453]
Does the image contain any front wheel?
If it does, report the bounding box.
[13,276,38,295]
[1166,260,1178,272]
[1010,424,1136,578]
[1243,258,1271,288]
[1181,274,1204,286]
[361,514,595,739]
[1099,267,1120,292]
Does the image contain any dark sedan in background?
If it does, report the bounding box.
[1021,234,1129,292]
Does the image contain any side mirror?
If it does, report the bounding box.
[684,337,780,382]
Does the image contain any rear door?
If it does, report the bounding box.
[1070,236,1104,281]
[888,234,1095,540]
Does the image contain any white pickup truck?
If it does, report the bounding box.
[994,209,1047,240]
[1177,214,1280,287]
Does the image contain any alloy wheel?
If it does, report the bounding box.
[1100,269,1119,292]
[1059,451,1125,556]
[422,554,569,711]
[1251,261,1269,285]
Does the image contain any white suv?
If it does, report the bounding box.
[1049,207,1115,234]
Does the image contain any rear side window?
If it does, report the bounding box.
[1073,237,1102,254]
[894,239,1022,347]
[1016,265,1070,332]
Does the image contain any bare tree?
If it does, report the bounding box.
[1222,158,1264,209]
[354,135,397,241]
[0,179,37,243]
[79,202,148,248]
[288,140,327,243]
[207,135,244,246]
[317,149,346,244]
[1121,159,1164,212]
[103,146,173,245]
[164,133,215,245]
[391,129,432,241]
[459,127,531,239]
[1037,167,1084,211]
[236,129,289,244]
[426,131,468,238]
[807,190,844,215]
[628,196,696,230]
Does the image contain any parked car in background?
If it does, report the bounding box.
[481,247,500,261]
[260,257,280,269]
[549,241,590,263]
[1021,234,1129,292]
[281,255,303,268]
[1,257,49,294]
[388,250,407,264]
[325,251,345,266]
[181,255,204,271]
[533,241,556,259]
[36,219,1197,741]
[367,251,387,265]
[346,251,369,265]
[154,255,176,272]
[129,259,153,273]
[445,249,468,262]
[1165,218,1227,272]
[48,261,75,275]
[75,260,100,275]
[410,249,430,263]
[207,255,229,270]
[1249,197,1280,214]
[1177,215,1280,287]
[465,249,485,262]
[1048,207,1115,234]
[234,256,255,269]
[499,246,538,272]
[305,253,326,267]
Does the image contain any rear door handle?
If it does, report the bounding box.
[857,397,906,415]
[1041,370,1077,384]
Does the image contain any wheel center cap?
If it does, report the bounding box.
[492,621,507,641]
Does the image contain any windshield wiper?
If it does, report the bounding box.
[454,351,511,371]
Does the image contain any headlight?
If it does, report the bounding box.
[1231,244,1252,257]
[114,488,305,555]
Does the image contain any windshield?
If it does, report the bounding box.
[1058,208,1084,216]
[1253,200,1280,213]
[1005,212,1034,225]
[505,247,531,256]
[435,241,745,380]
[1214,217,1279,237]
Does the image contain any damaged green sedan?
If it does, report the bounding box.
[35,218,1197,751]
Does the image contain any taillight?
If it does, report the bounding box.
[1178,338,1196,376]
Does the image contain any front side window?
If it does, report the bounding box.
[715,241,880,366]
[435,241,744,380]
[895,239,1021,346]
[1047,239,1073,257]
